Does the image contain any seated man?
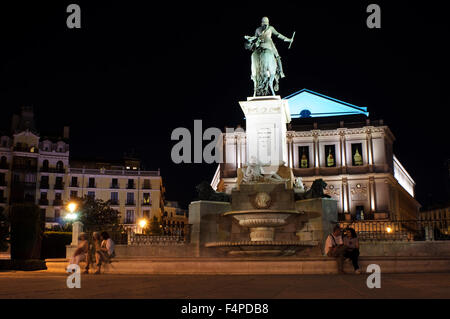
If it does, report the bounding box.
[68,232,89,273]
[324,225,347,274]
[101,232,115,258]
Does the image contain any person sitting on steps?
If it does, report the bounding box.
[325,225,347,274]
[343,227,361,274]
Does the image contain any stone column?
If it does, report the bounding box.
[339,130,347,174]
[313,131,320,175]
[366,128,374,172]
[342,178,349,214]
[71,221,83,246]
[290,137,295,168]
[369,176,376,213]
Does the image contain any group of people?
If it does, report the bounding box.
[325,225,361,274]
[69,231,115,274]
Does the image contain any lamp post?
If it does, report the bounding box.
[66,202,82,246]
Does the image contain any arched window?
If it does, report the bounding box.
[56,161,64,172]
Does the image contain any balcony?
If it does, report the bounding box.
[110,200,119,206]
[125,200,135,206]
[126,184,135,189]
[142,184,152,190]
[40,167,66,174]
[39,199,49,206]
[110,184,120,189]
[87,184,96,188]
[142,201,151,206]
[12,164,37,171]
[53,199,63,206]
[13,145,39,153]
[54,183,64,190]
[13,182,37,189]
[70,182,79,187]
[40,182,50,189]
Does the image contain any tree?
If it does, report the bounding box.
[72,196,120,227]
[144,216,162,235]
[10,203,43,260]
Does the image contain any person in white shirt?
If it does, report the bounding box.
[94,231,115,274]
[100,231,115,257]
[324,225,347,273]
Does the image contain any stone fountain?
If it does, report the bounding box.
[205,181,318,256]
[203,96,326,256]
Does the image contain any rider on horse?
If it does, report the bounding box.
[246,17,293,78]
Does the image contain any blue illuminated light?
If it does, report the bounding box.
[284,89,369,118]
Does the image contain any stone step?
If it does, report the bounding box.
[46,256,450,275]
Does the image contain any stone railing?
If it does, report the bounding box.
[129,234,186,245]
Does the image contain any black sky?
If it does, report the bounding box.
[0,1,449,208]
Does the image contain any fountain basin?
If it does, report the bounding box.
[205,240,318,257]
[224,209,302,241]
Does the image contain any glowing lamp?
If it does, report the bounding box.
[67,202,77,213]
[139,219,148,228]
[386,226,393,233]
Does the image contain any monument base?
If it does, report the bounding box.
[295,198,338,255]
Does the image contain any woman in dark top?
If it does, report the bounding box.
[343,227,361,274]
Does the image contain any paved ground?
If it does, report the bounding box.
[0,271,449,298]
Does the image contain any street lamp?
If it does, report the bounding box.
[139,219,148,229]
[68,202,77,213]
[386,226,393,233]
[66,202,78,221]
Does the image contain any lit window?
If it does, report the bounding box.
[351,143,363,166]
[325,145,336,167]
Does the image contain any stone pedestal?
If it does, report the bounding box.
[71,221,83,246]
[66,221,83,259]
[188,200,232,257]
[295,198,338,254]
[239,96,291,173]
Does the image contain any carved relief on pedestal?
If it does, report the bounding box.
[245,106,282,114]
[253,192,272,209]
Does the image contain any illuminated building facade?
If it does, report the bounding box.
[0,107,166,227]
[162,201,188,236]
[211,89,421,221]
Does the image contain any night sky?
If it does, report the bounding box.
[0,1,449,208]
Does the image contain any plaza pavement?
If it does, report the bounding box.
[0,271,449,299]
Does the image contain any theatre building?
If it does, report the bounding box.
[211,89,420,221]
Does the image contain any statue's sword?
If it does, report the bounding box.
[288,31,296,49]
